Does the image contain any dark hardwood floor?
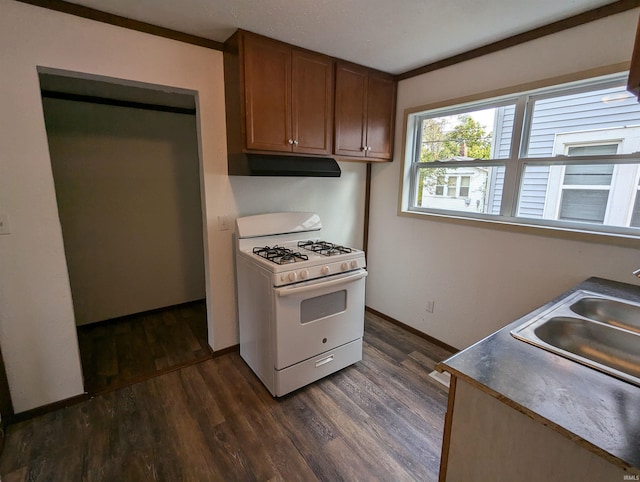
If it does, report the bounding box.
[77,300,211,394]
[0,312,454,481]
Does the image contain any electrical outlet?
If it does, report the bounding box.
[217,215,230,231]
[0,214,11,235]
[426,300,435,313]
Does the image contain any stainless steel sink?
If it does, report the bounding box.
[570,297,640,334]
[511,290,640,387]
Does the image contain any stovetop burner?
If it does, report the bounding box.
[253,245,309,265]
[298,240,353,256]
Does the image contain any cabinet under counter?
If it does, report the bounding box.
[437,277,640,480]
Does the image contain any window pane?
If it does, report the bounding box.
[416,165,501,213]
[518,163,640,228]
[559,190,609,223]
[567,144,618,156]
[459,176,471,197]
[517,165,550,218]
[525,85,640,158]
[446,177,457,196]
[563,164,613,185]
[419,105,514,162]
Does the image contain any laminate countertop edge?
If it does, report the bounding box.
[437,277,640,473]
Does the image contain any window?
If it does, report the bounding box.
[403,73,640,237]
[435,176,445,196]
[432,175,471,197]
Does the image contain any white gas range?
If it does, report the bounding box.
[235,212,367,396]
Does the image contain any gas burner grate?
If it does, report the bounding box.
[252,245,309,265]
[298,240,353,256]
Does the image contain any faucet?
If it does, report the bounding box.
[633,268,640,278]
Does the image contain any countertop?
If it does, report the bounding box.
[438,277,640,471]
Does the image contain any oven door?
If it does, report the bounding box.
[273,269,367,370]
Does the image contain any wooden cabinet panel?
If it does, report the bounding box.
[292,49,334,155]
[334,62,396,161]
[243,35,291,152]
[366,73,396,160]
[334,63,368,158]
[442,378,628,481]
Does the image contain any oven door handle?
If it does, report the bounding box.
[275,270,367,297]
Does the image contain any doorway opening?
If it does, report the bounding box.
[39,70,211,394]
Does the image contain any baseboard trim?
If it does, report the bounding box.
[9,393,91,424]
[76,299,207,331]
[211,344,239,358]
[365,306,459,353]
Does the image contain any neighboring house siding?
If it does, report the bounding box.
[526,87,640,158]
[494,105,515,159]
[488,167,504,215]
[490,86,640,218]
[519,166,551,217]
[488,105,514,214]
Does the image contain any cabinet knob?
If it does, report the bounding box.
[361,146,366,151]
[293,140,299,145]
[288,139,294,145]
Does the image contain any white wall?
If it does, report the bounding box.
[0,1,366,413]
[367,9,640,350]
[44,98,206,325]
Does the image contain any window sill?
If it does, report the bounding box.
[398,208,640,248]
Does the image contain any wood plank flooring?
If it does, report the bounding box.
[0,312,454,481]
[77,300,210,394]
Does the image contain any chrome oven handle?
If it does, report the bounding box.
[275,270,367,297]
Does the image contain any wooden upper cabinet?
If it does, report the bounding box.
[243,35,292,152]
[334,64,368,158]
[291,49,334,155]
[225,30,334,158]
[366,73,396,159]
[334,62,397,161]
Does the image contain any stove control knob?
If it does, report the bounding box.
[300,269,309,279]
[350,260,358,269]
[341,262,349,271]
[288,272,297,282]
[321,265,330,275]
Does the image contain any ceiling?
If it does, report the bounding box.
[64,0,619,75]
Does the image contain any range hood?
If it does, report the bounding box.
[229,154,341,177]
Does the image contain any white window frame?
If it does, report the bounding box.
[544,141,619,222]
[401,72,640,238]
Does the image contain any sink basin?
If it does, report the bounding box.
[533,316,640,380]
[570,297,640,334]
[511,290,640,387]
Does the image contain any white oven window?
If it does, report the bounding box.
[300,290,347,324]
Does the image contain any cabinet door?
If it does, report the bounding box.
[334,63,368,158]
[291,50,334,155]
[243,35,292,152]
[366,73,396,160]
